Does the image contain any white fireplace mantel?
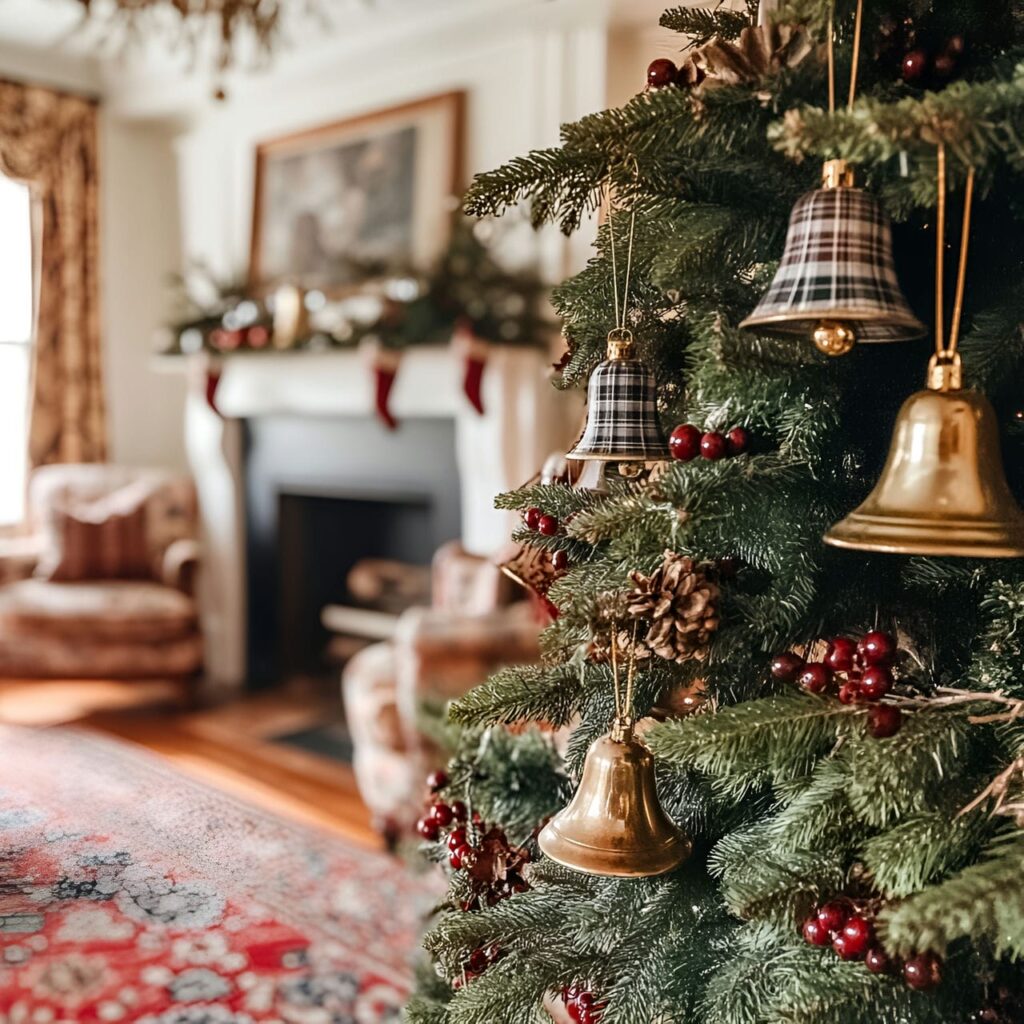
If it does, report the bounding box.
[186,344,578,691]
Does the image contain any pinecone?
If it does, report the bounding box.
[627,551,720,663]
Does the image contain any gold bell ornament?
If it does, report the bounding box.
[567,177,670,472]
[740,0,925,355]
[539,630,691,877]
[826,148,1024,557]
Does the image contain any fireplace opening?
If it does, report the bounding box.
[244,414,461,686]
[278,489,435,679]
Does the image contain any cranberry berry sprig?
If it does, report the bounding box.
[771,630,904,739]
[561,982,608,1024]
[802,897,943,991]
[669,424,750,462]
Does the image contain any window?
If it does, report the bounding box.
[0,175,33,526]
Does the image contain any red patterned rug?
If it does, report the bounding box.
[0,724,430,1023]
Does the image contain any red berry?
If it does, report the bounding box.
[802,917,831,946]
[932,51,958,80]
[725,426,750,456]
[451,800,467,821]
[840,916,873,958]
[552,550,569,572]
[449,843,474,869]
[431,802,454,827]
[646,58,677,89]
[859,631,896,666]
[538,514,559,536]
[868,704,903,739]
[838,680,861,705]
[525,507,542,530]
[825,637,857,672]
[798,663,833,694]
[416,816,440,841]
[468,947,489,973]
[832,933,860,961]
[859,665,893,701]
[945,35,966,59]
[700,431,728,460]
[901,48,931,84]
[903,951,943,990]
[447,828,467,851]
[770,652,804,681]
[426,769,449,792]
[816,901,848,935]
[865,946,892,974]
[669,424,702,462]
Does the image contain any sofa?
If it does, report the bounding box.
[341,541,542,839]
[0,464,203,685]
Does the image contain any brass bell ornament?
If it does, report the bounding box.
[825,354,1024,557]
[539,627,690,878]
[826,150,1024,557]
[538,716,691,878]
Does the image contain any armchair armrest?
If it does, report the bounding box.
[0,535,43,584]
[161,538,201,595]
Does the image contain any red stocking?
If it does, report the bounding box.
[372,362,395,430]
[453,319,489,416]
[205,368,222,416]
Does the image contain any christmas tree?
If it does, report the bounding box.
[405,3,1024,1022]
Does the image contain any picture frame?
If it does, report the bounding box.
[250,90,465,293]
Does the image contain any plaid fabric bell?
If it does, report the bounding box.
[741,172,925,343]
[567,346,670,462]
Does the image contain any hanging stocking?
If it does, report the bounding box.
[453,318,489,416]
[368,345,402,430]
[205,367,223,416]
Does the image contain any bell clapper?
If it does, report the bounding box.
[813,320,857,356]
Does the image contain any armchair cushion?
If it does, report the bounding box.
[39,488,151,581]
[0,578,197,643]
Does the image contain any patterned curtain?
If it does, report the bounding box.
[0,80,105,467]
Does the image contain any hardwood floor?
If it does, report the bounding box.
[0,677,381,851]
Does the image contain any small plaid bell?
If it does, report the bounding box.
[740,160,925,355]
[567,330,670,463]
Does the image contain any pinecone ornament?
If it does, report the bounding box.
[627,551,720,663]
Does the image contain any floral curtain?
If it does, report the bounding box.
[0,80,105,467]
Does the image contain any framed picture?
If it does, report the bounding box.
[250,91,465,293]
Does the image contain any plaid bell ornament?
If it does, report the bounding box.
[567,329,670,463]
[740,159,925,356]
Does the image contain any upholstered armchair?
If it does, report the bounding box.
[341,541,542,839]
[0,464,203,686]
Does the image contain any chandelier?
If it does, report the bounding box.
[73,0,320,85]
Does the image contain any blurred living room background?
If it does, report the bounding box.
[0,0,685,1001]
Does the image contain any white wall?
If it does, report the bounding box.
[101,117,188,471]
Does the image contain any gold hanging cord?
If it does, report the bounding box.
[827,0,864,114]
[932,142,976,380]
[605,164,639,353]
[608,620,641,726]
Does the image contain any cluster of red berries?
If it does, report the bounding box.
[561,983,607,1024]
[771,630,904,739]
[454,943,506,989]
[669,424,750,462]
[646,57,705,90]
[524,508,569,570]
[415,770,468,846]
[416,770,531,912]
[802,900,943,991]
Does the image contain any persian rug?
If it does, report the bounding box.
[0,724,430,1023]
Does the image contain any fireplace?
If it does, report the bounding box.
[244,414,460,685]
[184,345,574,692]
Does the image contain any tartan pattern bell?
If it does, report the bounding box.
[567,332,670,462]
[740,162,925,344]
